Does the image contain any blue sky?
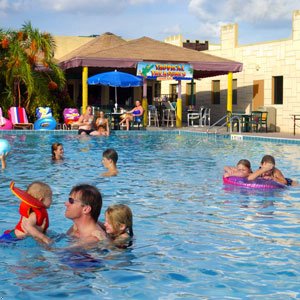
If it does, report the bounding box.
[0,0,299,44]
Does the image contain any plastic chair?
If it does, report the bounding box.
[187,107,205,127]
[148,105,159,127]
[8,107,33,130]
[162,101,176,127]
[202,108,211,126]
[250,111,268,132]
[63,108,80,130]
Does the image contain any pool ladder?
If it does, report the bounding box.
[206,114,241,134]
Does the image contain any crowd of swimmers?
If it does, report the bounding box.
[224,154,297,186]
[1,142,131,248]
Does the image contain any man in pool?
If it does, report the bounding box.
[65,184,106,244]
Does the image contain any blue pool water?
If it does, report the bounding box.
[0,131,300,299]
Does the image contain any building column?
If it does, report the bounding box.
[176,80,182,127]
[142,77,148,126]
[227,71,233,113]
[82,66,88,113]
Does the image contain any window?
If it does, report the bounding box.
[186,82,196,105]
[232,79,237,105]
[211,80,220,104]
[272,76,283,104]
[169,84,178,102]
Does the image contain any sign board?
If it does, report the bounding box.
[137,62,193,80]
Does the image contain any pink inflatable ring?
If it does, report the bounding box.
[223,176,285,189]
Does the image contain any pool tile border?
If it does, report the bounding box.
[0,129,299,144]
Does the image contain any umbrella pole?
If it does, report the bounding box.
[115,87,118,111]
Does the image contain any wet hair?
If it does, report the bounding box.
[105,204,133,237]
[70,184,102,222]
[261,155,275,165]
[103,148,118,164]
[237,159,252,171]
[27,181,52,201]
[52,143,63,160]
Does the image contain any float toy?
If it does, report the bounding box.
[223,176,285,189]
[0,139,11,155]
[10,181,49,233]
[34,107,57,130]
[0,107,13,130]
[63,108,80,126]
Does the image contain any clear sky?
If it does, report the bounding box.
[0,0,299,45]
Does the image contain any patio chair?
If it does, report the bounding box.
[34,107,57,130]
[148,105,159,127]
[8,107,33,130]
[249,111,268,132]
[0,107,13,130]
[162,101,176,127]
[63,108,80,130]
[187,106,205,127]
[202,108,211,126]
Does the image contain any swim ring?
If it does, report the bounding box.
[10,181,46,208]
[223,176,285,189]
[0,117,13,130]
[34,117,57,130]
[0,139,11,155]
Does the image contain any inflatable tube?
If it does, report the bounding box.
[34,117,57,130]
[223,176,285,189]
[0,117,13,130]
[10,181,46,208]
[0,139,11,155]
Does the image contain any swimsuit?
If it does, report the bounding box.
[78,129,93,135]
[0,229,18,241]
[285,178,293,186]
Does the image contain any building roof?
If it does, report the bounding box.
[59,34,242,78]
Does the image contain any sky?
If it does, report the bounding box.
[0,0,299,45]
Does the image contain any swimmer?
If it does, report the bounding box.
[104,204,133,247]
[224,159,252,178]
[101,148,119,177]
[0,181,52,244]
[1,153,8,169]
[248,155,297,186]
[52,142,64,160]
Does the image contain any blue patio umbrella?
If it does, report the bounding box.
[87,70,142,108]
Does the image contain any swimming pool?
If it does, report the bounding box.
[0,131,300,299]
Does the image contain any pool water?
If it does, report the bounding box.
[0,132,300,299]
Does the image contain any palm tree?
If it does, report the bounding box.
[0,22,66,115]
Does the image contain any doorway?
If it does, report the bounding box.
[252,80,264,110]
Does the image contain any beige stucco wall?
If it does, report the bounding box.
[164,10,300,133]
[54,36,94,60]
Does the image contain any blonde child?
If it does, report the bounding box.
[0,181,52,244]
[224,159,252,178]
[104,204,133,247]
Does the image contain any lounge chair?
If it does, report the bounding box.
[63,108,80,130]
[0,108,13,130]
[34,107,57,130]
[8,107,33,130]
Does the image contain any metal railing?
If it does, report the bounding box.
[206,114,228,134]
[206,114,241,134]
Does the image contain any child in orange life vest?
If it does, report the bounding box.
[0,181,52,244]
[104,204,133,248]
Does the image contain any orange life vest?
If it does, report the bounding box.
[15,202,49,233]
